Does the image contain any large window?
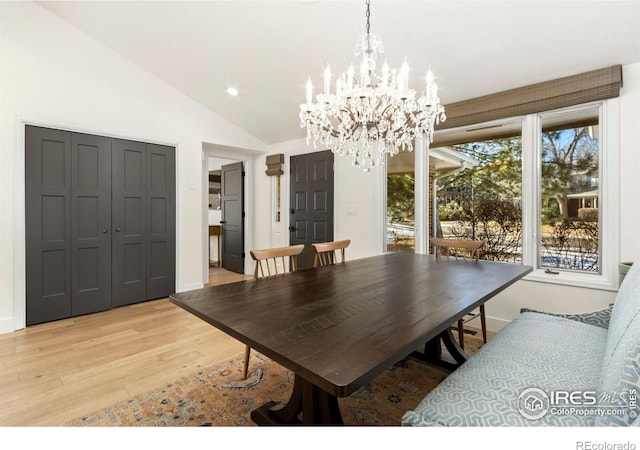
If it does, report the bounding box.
[436,131,523,263]
[385,99,619,290]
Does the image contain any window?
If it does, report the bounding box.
[427,100,619,290]
[435,127,523,264]
[539,107,600,273]
[386,151,415,253]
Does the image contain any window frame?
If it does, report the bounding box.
[394,98,620,291]
[523,99,619,291]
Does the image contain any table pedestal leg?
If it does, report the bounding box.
[413,328,469,371]
[251,374,343,426]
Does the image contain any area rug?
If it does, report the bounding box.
[67,336,482,427]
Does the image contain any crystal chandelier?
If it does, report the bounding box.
[299,0,446,172]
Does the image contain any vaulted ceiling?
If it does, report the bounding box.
[39,1,640,146]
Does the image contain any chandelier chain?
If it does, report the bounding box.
[365,0,370,35]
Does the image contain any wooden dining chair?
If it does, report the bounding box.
[243,244,304,379]
[312,240,351,268]
[430,237,487,349]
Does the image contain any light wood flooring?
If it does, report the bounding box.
[0,267,252,426]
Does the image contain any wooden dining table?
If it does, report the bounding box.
[170,252,532,425]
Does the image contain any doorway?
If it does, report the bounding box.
[203,150,254,283]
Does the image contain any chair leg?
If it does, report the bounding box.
[457,319,465,350]
[242,345,251,379]
[480,304,487,343]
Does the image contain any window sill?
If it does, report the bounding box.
[524,269,618,292]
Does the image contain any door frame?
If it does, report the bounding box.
[202,145,256,282]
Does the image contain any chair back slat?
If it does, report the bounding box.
[312,240,351,268]
[250,244,305,280]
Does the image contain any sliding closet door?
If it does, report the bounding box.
[111,139,147,307]
[146,144,176,299]
[70,132,112,316]
[25,126,72,325]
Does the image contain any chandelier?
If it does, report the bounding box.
[299,0,446,172]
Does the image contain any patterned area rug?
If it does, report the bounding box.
[67,336,482,427]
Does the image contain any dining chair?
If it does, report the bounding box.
[312,240,351,268]
[430,237,487,349]
[243,244,305,379]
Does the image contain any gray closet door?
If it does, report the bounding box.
[26,128,176,324]
[111,139,147,306]
[71,132,112,316]
[26,126,72,325]
[146,144,176,299]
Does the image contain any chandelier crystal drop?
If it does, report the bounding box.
[299,0,446,172]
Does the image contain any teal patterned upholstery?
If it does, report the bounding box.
[402,312,607,426]
[520,306,613,329]
[403,258,640,427]
[596,260,640,426]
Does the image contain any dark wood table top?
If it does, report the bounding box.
[170,252,532,397]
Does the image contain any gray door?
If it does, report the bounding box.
[71,132,112,316]
[289,151,335,269]
[111,139,147,307]
[146,144,176,299]
[25,126,72,325]
[221,162,244,274]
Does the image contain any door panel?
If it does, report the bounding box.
[25,126,72,325]
[112,139,147,306]
[221,162,244,274]
[289,151,335,269]
[70,133,112,316]
[146,144,176,299]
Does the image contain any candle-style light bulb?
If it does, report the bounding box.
[425,67,434,102]
[347,64,355,90]
[306,76,313,104]
[360,59,368,88]
[381,60,389,89]
[400,57,410,91]
[323,64,331,95]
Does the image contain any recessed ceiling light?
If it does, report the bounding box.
[226,87,239,96]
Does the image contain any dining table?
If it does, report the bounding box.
[170,252,532,425]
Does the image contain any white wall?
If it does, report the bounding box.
[255,62,640,332]
[255,138,381,261]
[0,2,267,333]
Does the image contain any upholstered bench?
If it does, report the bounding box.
[402,259,640,427]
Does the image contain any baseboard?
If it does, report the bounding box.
[485,316,511,333]
[0,317,23,335]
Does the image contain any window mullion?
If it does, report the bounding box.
[521,114,539,269]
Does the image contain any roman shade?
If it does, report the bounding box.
[437,65,622,130]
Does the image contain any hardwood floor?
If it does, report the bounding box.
[0,267,252,426]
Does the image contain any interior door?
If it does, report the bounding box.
[111,139,147,306]
[146,144,176,299]
[70,132,112,316]
[289,151,335,269]
[220,161,245,274]
[25,126,72,325]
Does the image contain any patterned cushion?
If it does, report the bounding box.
[402,312,607,426]
[597,259,640,426]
